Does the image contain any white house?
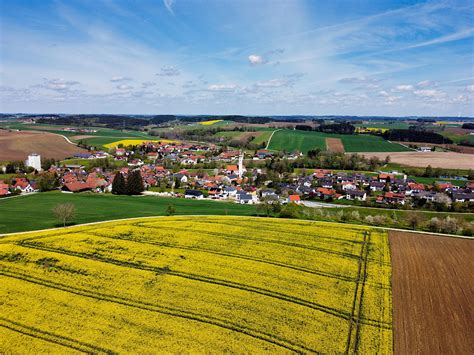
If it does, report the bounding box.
[26,153,41,171]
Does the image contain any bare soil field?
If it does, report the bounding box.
[239,131,263,141]
[0,130,87,161]
[326,138,345,152]
[444,127,474,135]
[361,151,474,169]
[390,231,473,354]
[70,135,95,140]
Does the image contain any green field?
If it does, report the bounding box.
[267,130,411,153]
[0,192,256,234]
[214,131,243,139]
[0,217,392,352]
[409,176,471,186]
[252,130,274,145]
[354,122,410,130]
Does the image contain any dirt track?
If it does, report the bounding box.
[0,130,87,161]
[390,231,474,354]
[326,138,345,152]
[361,151,474,169]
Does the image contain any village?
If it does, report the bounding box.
[1,140,473,211]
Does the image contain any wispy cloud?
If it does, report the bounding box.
[163,0,175,15]
[110,76,133,82]
[156,66,180,77]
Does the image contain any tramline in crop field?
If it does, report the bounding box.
[0,217,392,353]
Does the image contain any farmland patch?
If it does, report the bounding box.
[390,231,473,354]
[0,217,392,353]
[326,138,345,152]
[0,130,87,161]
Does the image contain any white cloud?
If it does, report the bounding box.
[163,0,174,14]
[413,89,444,97]
[208,84,238,92]
[116,84,133,90]
[393,84,413,92]
[417,80,434,87]
[156,65,180,77]
[141,81,156,88]
[466,84,474,92]
[256,79,288,88]
[110,76,133,82]
[248,54,266,65]
[37,78,80,91]
[339,76,379,84]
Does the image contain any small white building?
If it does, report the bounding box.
[26,153,42,171]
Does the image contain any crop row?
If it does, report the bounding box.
[0,268,316,353]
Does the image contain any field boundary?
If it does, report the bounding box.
[1,215,472,240]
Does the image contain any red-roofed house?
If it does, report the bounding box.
[62,181,92,193]
[0,181,10,196]
[226,165,238,174]
[288,194,301,204]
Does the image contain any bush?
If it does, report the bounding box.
[279,203,301,219]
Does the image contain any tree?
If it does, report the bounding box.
[126,170,144,195]
[36,172,59,192]
[52,203,76,227]
[166,204,176,216]
[468,169,474,180]
[407,213,424,230]
[424,165,433,177]
[112,172,126,195]
[257,196,274,217]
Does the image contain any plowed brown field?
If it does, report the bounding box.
[390,231,474,354]
[0,130,87,161]
[326,138,345,152]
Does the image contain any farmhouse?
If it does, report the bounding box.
[62,181,92,193]
[184,189,204,199]
[236,191,255,204]
[452,192,474,203]
[288,194,301,204]
[12,178,37,193]
[0,180,10,196]
[346,190,367,201]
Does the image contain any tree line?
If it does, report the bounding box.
[111,170,144,195]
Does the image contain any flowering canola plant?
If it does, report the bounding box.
[0,216,392,353]
[103,139,177,149]
[199,119,223,125]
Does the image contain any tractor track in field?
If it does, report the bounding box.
[88,231,358,282]
[143,219,364,246]
[16,241,354,321]
[345,231,371,354]
[0,317,115,354]
[14,241,390,329]
[0,268,316,353]
[136,224,361,260]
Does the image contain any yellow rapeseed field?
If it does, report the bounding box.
[199,119,223,125]
[103,139,177,149]
[0,216,392,353]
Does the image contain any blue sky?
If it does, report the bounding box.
[1,0,473,116]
